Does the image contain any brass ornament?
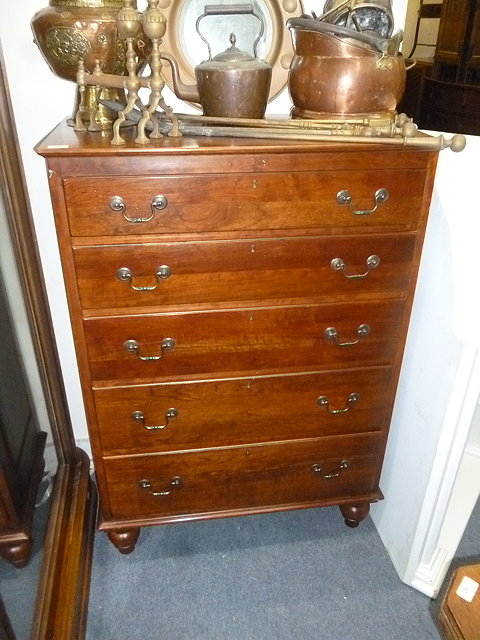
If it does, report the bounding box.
[31,0,148,128]
[45,27,91,66]
[49,0,122,6]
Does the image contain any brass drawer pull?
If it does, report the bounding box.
[117,265,171,290]
[109,194,168,223]
[138,477,182,497]
[316,393,360,414]
[331,255,380,279]
[312,460,350,479]
[336,188,389,215]
[124,338,176,360]
[132,408,179,430]
[324,324,370,347]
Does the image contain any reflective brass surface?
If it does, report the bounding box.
[124,338,176,361]
[316,393,360,414]
[138,477,183,496]
[117,265,171,290]
[330,255,380,279]
[31,0,148,127]
[311,460,351,478]
[109,194,168,223]
[132,408,179,431]
[336,188,389,215]
[324,324,371,346]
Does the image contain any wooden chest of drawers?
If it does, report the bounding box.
[37,122,438,553]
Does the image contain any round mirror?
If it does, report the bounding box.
[159,0,304,104]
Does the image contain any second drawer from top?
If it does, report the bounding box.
[74,235,416,311]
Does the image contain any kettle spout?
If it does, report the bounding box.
[160,52,200,104]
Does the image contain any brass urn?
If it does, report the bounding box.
[31,0,148,127]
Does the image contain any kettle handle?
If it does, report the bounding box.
[196,4,265,60]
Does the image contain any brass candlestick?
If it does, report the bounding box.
[74,0,179,144]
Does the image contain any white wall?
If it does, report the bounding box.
[371,136,480,594]
[2,0,478,594]
[0,6,88,444]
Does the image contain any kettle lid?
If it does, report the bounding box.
[200,33,271,69]
[212,33,255,62]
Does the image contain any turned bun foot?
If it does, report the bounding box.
[339,502,370,528]
[107,528,140,554]
[0,539,33,568]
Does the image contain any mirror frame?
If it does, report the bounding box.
[160,0,304,104]
[0,46,96,640]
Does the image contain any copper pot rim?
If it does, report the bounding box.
[290,30,407,64]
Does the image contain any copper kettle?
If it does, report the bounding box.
[161,4,272,119]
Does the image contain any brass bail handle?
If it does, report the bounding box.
[324,324,371,347]
[139,477,182,497]
[336,188,389,216]
[196,4,265,59]
[331,255,380,279]
[316,393,360,414]
[124,337,176,361]
[132,408,179,430]
[109,194,168,223]
[311,460,350,479]
[117,265,171,291]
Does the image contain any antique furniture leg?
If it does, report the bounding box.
[0,538,32,568]
[339,502,371,528]
[107,528,140,554]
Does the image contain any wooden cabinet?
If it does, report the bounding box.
[0,267,46,568]
[36,122,438,553]
[434,0,480,83]
[403,0,480,134]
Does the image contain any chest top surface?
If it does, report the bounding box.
[36,120,437,168]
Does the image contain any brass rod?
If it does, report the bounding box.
[169,112,400,130]
[166,120,466,152]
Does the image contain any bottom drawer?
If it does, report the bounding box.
[101,433,382,521]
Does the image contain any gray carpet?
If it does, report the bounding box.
[86,505,451,640]
[0,491,50,640]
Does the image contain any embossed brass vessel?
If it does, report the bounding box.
[31,0,148,127]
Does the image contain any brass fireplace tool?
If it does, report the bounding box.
[74,0,180,144]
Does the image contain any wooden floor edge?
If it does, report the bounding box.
[31,448,97,640]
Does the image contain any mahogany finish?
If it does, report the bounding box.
[83,300,405,385]
[63,169,427,237]
[93,366,393,455]
[73,234,415,311]
[438,563,480,639]
[36,122,438,552]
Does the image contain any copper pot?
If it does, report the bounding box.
[287,21,406,117]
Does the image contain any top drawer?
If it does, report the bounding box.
[63,169,427,237]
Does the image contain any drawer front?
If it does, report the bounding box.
[101,432,382,520]
[84,300,406,385]
[64,170,427,237]
[74,235,415,311]
[93,367,393,455]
